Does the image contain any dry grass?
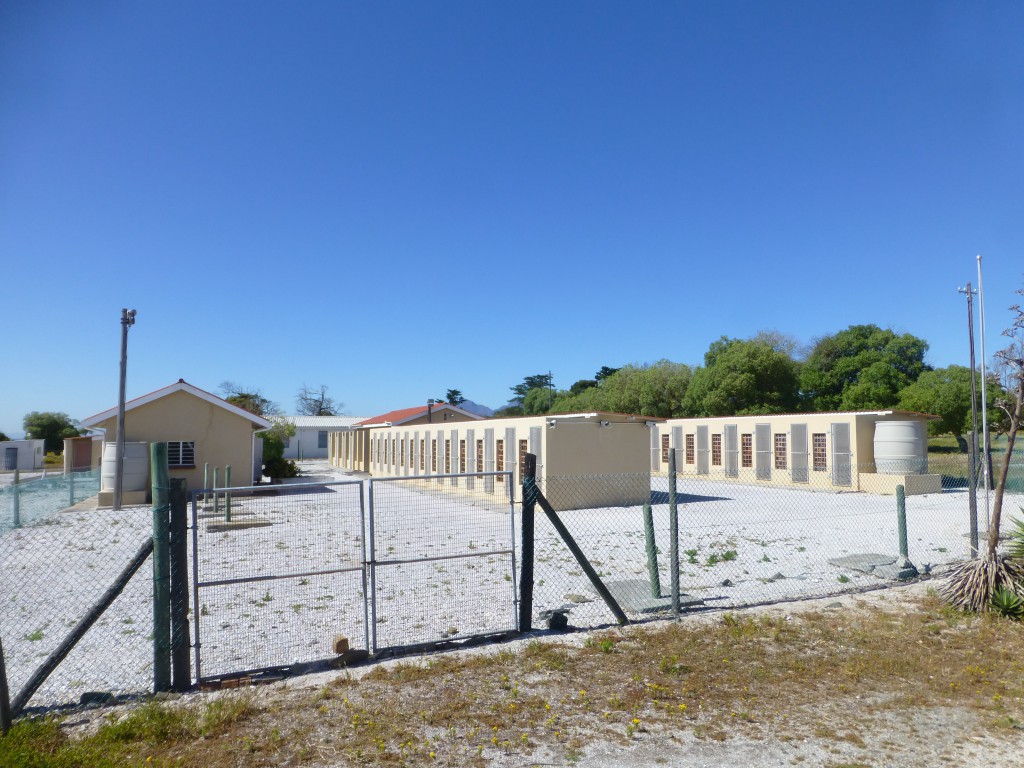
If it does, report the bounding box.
[5,586,1024,767]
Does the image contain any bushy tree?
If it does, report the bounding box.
[0,431,10,443]
[683,337,801,417]
[445,389,466,406]
[551,360,692,417]
[509,374,554,406]
[22,411,83,453]
[897,365,1004,439]
[260,419,298,480]
[800,325,929,411]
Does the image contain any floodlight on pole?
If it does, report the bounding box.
[113,308,137,512]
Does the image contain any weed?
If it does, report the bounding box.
[838,575,851,584]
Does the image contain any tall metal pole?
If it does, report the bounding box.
[113,308,137,511]
[958,283,980,558]
[976,256,991,526]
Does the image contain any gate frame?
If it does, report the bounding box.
[190,479,368,683]
[367,471,517,654]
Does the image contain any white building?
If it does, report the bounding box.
[281,415,367,460]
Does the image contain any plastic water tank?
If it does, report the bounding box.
[873,421,927,475]
[101,442,150,492]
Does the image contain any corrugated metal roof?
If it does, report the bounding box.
[284,416,366,429]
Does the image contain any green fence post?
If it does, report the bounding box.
[213,466,220,517]
[168,478,190,692]
[68,469,75,508]
[11,470,20,529]
[668,450,680,614]
[0,635,12,735]
[643,501,661,598]
[151,442,171,693]
[224,465,231,522]
[896,484,908,559]
[203,462,209,507]
[519,454,536,633]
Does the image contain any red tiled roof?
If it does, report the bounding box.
[355,405,430,426]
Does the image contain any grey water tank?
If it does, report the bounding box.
[101,442,150,492]
[873,421,927,475]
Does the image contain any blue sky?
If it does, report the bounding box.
[2,1,1022,436]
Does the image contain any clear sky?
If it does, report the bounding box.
[2,1,1023,436]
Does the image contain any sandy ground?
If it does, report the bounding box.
[2,459,1020,714]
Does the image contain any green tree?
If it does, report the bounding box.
[896,365,1004,439]
[445,389,466,406]
[510,373,554,406]
[22,411,83,453]
[595,366,620,381]
[800,325,929,411]
[0,431,10,443]
[552,360,692,417]
[260,419,298,480]
[682,337,801,417]
[569,379,598,395]
[522,387,554,415]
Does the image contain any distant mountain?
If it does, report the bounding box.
[457,400,494,417]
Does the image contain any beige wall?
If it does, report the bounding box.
[91,389,260,493]
[328,412,659,508]
[654,412,938,495]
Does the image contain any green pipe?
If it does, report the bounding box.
[643,501,661,598]
[213,466,220,516]
[896,485,908,559]
[225,465,231,522]
[150,442,171,692]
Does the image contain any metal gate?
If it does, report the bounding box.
[367,472,517,653]
[190,480,368,681]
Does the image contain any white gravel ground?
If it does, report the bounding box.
[1,459,1019,712]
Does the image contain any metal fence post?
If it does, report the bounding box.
[668,450,680,614]
[11,469,20,529]
[519,454,536,633]
[967,433,979,558]
[68,469,75,508]
[151,443,171,692]
[168,478,190,692]
[896,484,908,559]
[643,501,661,598]
[224,465,232,522]
[0,635,12,734]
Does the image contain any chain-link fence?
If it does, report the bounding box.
[526,455,1024,629]
[0,495,153,711]
[0,468,101,533]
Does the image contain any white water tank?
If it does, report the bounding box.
[873,421,927,475]
[101,442,150,492]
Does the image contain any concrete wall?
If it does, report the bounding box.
[89,389,260,493]
[329,413,658,508]
[653,411,939,495]
[0,440,45,471]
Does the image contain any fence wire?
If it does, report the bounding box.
[0,496,153,710]
[191,482,367,680]
[527,457,1024,629]
[0,468,101,533]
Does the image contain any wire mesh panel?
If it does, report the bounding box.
[368,473,516,652]
[525,463,1016,630]
[191,481,367,681]
[0,501,153,709]
[0,469,101,533]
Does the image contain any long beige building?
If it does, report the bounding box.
[650,410,940,495]
[329,407,662,508]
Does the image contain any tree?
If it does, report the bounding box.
[569,379,598,395]
[800,325,929,411]
[0,431,9,443]
[296,384,341,416]
[595,366,620,382]
[220,381,280,417]
[445,389,466,406]
[682,337,801,417]
[510,373,554,406]
[522,387,554,415]
[260,419,298,480]
[943,286,1024,612]
[897,365,1004,439]
[551,360,692,418]
[22,412,83,453]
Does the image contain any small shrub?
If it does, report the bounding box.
[991,587,1024,620]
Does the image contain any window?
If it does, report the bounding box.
[476,439,484,478]
[420,440,425,471]
[283,437,290,448]
[318,431,328,449]
[685,434,695,465]
[741,434,753,468]
[661,435,670,464]
[519,439,529,476]
[168,441,195,467]
[444,440,451,473]
[459,440,467,473]
[496,439,504,482]
[400,440,405,467]
[774,433,788,470]
[376,438,381,464]
[813,433,827,471]
[711,434,722,466]
[431,439,437,472]
[391,438,397,466]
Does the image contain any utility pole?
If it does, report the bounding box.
[958,282,980,556]
[113,308,137,511]
[977,256,991,525]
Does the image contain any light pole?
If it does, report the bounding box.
[113,308,137,511]
[958,282,980,556]
[976,255,991,526]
